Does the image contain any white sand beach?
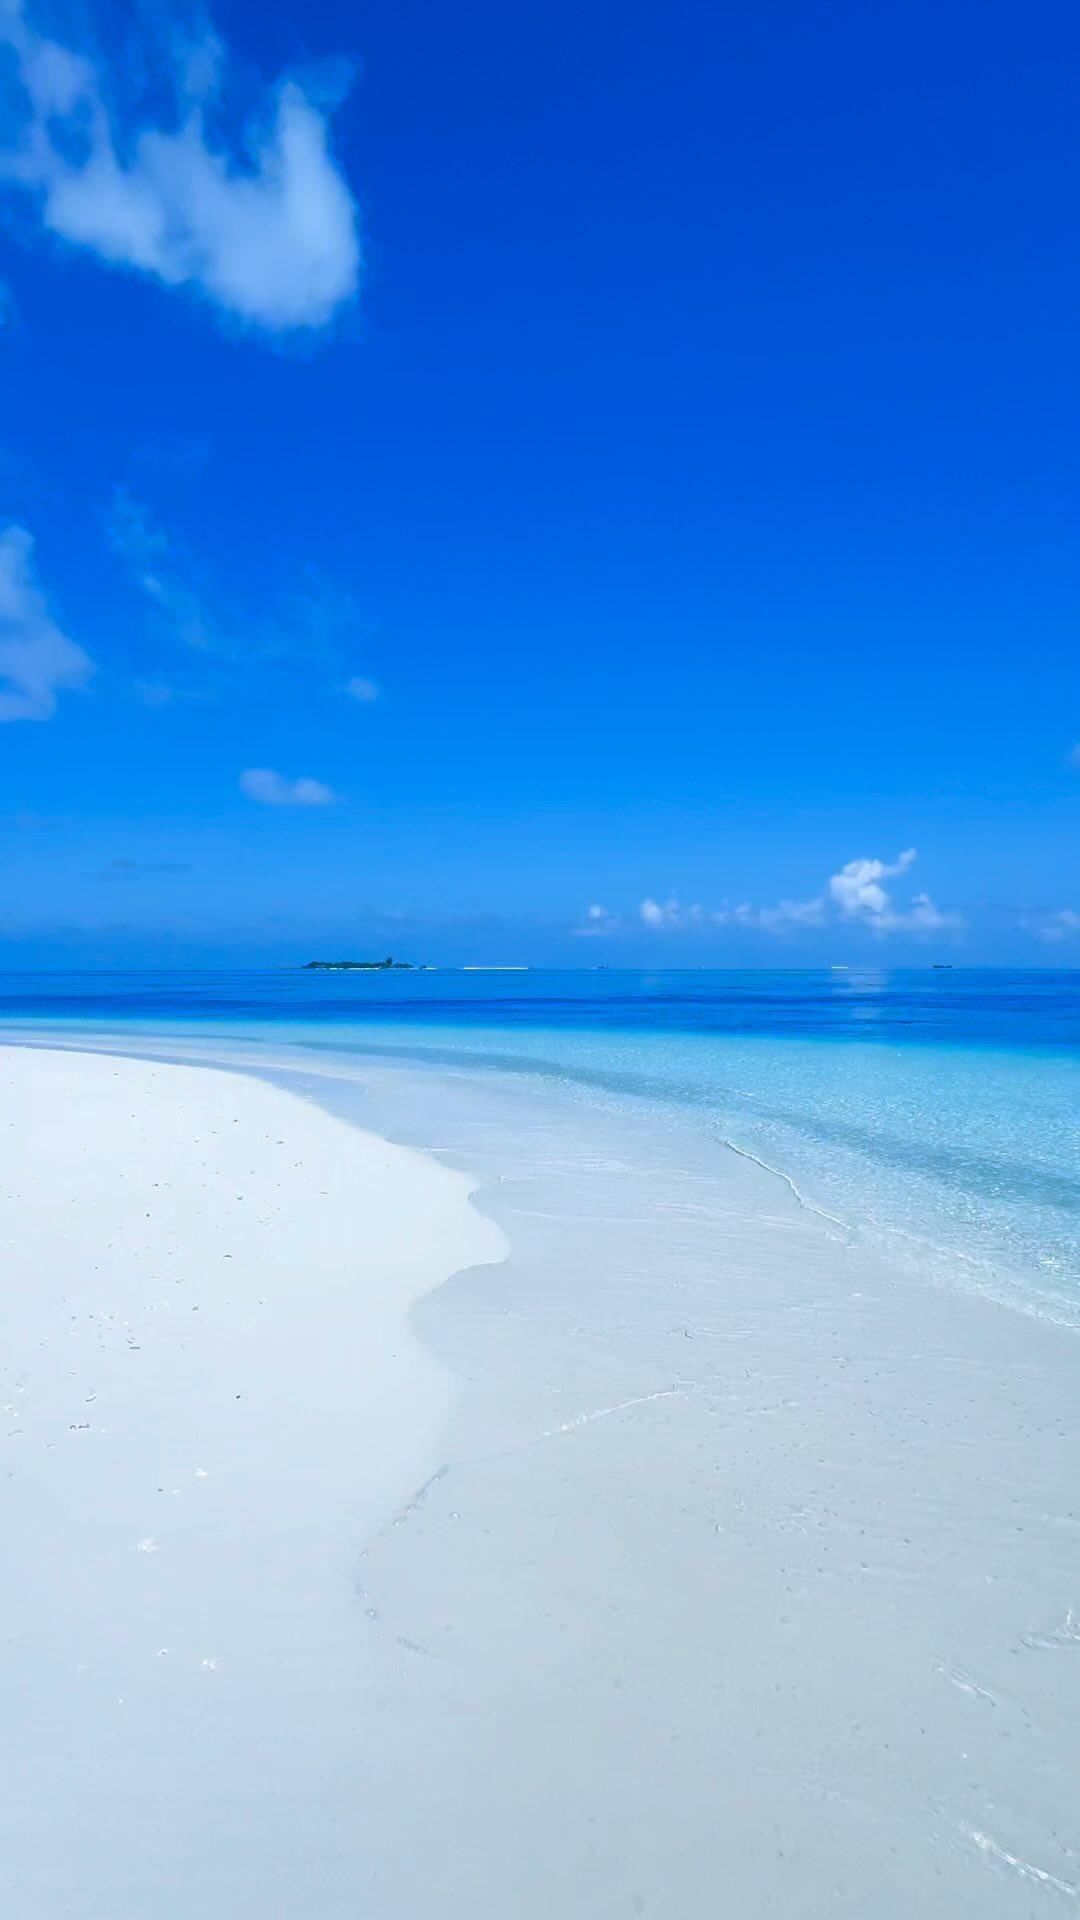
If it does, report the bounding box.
[3,1037,1080,1919]
[0,1044,504,1917]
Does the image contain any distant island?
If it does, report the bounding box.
[303,957,414,971]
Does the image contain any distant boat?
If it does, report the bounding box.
[829,964,849,971]
[932,963,954,970]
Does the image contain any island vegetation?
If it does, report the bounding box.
[303,957,413,971]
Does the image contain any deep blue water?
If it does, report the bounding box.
[2,968,1078,1322]
[0,966,1078,1049]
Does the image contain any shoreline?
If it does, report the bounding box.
[3,1030,1080,1915]
[8,1012,1077,1333]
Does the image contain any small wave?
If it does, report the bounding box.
[1021,1608,1080,1653]
[713,1133,856,1238]
[959,1824,1079,1900]
[716,1128,1080,1333]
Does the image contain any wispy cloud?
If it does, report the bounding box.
[641,895,830,934]
[572,903,621,937]
[640,897,704,929]
[0,807,67,828]
[107,490,374,698]
[99,857,191,877]
[131,435,213,482]
[0,523,93,720]
[882,891,959,933]
[275,576,378,681]
[345,674,378,703]
[1035,908,1080,943]
[1068,743,1080,769]
[131,678,181,708]
[106,488,219,653]
[712,896,828,932]
[0,1,359,336]
[630,850,962,940]
[240,767,336,807]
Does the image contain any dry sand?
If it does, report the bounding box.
[0,1044,503,1917]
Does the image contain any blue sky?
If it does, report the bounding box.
[1,0,1078,965]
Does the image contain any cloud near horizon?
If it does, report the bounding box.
[572,902,621,937]
[0,524,94,720]
[640,896,703,930]
[623,849,962,940]
[1036,908,1080,943]
[827,848,916,919]
[0,1,359,335]
[239,767,336,807]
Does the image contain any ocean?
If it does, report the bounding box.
[2,965,1078,1324]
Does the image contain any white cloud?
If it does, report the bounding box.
[0,523,93,720]
[828,848,916,919]
[759,897,828,931]
[644,893,826,935]
[0,1,359,335]
[713,895,827,932]
[240,767,335,806]
[825,848,960,933]
[345,675,378,702]
[897,891,956,933]
[1037,909,1080,943]
[634,850,961,939]
[640,897,704,929]
[573,902,620,937]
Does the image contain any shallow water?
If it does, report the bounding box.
[4,967,1077,1322]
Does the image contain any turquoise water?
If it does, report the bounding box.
[2,967,1078,1323]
